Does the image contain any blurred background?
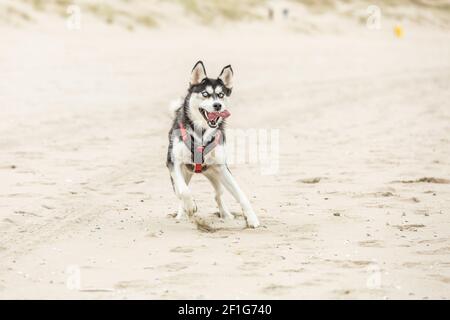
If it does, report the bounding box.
[1,0,450,29]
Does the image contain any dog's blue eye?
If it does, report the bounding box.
[202,92,209,98]
[218,93,224,99]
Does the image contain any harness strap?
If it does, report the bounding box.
[179,122,188,142]
[194,163,203,173]
[179,122,221,173]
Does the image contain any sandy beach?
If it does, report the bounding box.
[0,1,449,299]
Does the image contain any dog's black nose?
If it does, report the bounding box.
[213,102,222,111]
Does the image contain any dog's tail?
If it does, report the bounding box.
[168,98,183,119]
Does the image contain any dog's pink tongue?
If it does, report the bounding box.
[207,110,231,121]
[220,110,231,119]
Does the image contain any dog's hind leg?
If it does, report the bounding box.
[204,171,234,220]
[175,167,193,220]
[217,165,259,228]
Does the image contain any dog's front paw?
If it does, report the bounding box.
[181,192,197,217]
[245,212,260,228]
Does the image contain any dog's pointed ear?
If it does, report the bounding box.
[218,65,233,89]
[190,61,207,86]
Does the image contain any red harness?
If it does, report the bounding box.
[179,122,222,173]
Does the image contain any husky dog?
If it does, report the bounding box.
[166,61,260,228]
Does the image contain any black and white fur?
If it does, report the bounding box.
[166,61,260,228]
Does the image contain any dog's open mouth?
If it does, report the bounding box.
[199,108,230,128]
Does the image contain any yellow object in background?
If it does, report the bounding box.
[394,25,404,38]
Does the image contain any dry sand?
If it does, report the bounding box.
[1,5,450,299]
